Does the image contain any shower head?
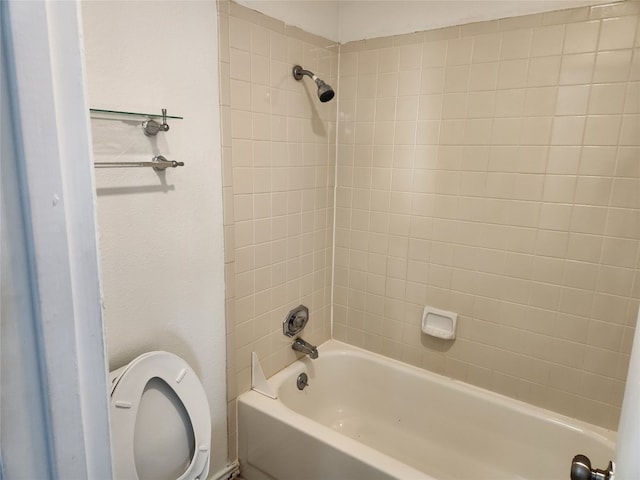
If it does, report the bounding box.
[292,65,335,103]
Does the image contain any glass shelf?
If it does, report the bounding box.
[89,108,183,120]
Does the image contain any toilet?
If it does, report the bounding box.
[109,351,211,480]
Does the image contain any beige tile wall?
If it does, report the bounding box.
[217,0,337,458]
[334,2,640,430]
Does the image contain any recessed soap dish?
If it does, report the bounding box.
[422,306,457,340]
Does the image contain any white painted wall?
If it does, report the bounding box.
[235,0,610,43]
[337,0,609,42]
[616,306,640,477]
[236,0,340,40]
[81,1,228,477]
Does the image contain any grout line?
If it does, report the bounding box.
[329,43,342,340]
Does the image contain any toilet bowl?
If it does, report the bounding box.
[109,351,211,480]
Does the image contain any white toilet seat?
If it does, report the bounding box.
[110,351,211,480]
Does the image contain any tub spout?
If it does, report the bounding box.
[292,337,318,359]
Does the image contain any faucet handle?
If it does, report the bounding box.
[283,305,309,337]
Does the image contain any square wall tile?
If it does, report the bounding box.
[599,16,637,51]
[563,20,600,54]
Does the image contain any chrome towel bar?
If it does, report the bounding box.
[94,155,184,171]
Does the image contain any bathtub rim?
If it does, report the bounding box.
[265,340,614,443]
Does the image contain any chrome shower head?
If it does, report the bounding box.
[316,79,335,103]
[292,65,335,103]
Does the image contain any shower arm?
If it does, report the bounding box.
[292,66,320,83]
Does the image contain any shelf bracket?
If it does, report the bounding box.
[142,108,170,136]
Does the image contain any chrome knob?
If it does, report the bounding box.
[297,373,309,390]
[283,305,309,337]
[571,455,614,480]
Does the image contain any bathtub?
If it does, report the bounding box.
[238,340,615,479]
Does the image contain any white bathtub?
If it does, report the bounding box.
[238,340,615,479]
